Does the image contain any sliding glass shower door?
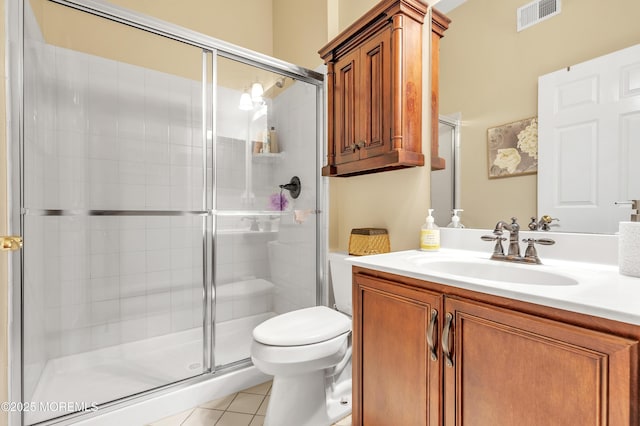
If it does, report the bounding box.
[21,1,212,423]
[13,0,324,424]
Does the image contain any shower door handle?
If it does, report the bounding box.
[1,236,23,251]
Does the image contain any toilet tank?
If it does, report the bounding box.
[328,252,353,316]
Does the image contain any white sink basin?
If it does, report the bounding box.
[411,259,579,286]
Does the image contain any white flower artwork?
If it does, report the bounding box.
[487,117,538,178]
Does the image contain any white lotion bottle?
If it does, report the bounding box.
[447,209,465,228]
[420,209,440,251]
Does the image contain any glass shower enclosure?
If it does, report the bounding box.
[10,1,324,424]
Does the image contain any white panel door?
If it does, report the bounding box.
[538,43,640,233]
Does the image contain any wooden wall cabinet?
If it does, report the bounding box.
[319,0,429,177]
[353,268,639,425]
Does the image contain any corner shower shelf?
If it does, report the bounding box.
[252,152,285,160]
[217,229,278,235]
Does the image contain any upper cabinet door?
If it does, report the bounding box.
[334,48,361,165]
[443,297,638,426]
[358,28,392,160]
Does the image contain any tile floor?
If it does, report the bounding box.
[148,381,352,426]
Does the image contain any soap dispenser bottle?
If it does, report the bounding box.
[447,209,465,228]
[420,209,440,251]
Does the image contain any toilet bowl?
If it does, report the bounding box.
[250,252,353,426]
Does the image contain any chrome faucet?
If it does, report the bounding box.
[481,217,555,264]
[494,217,521,257]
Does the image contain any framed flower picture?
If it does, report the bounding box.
[487,117,538,178]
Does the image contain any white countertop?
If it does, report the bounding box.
[348,248,640,326]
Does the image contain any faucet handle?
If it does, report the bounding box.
[482,235,506,255]
[522,238,555,263]
[527,237,555,246]
[539,216,559,231]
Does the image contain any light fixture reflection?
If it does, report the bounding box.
[239,92,253,110]
[251,82,264,102]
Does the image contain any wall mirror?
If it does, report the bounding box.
[435,0,640,234]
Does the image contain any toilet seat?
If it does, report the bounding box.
[253,306,351,346]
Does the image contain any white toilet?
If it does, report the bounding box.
[250,252,353,426]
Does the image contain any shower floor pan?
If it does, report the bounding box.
[26,312,274,425]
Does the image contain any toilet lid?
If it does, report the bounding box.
[253,306,351,346]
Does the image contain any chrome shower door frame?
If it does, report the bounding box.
[6,0,325,425]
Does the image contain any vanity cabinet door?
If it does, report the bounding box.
[353,274,442,426]
[442,297,638,426]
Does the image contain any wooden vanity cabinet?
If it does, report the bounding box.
[353,267,640,426]
[319,0,428,177]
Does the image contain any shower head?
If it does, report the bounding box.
[275,77,286,88]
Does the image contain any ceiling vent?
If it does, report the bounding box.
[517,0,561,32]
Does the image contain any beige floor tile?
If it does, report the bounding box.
[147,408,194,426]
[334,414,352,426]
[199,393,237,411]
[249,415,265,426]
[215,411,254,426]
[226,392,265,415]
[182,408,224,426]
[256,395,269,416]
[242,381,272,396]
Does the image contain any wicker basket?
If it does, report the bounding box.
[349,228,390,256]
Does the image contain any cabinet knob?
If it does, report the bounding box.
[350,141,366,151]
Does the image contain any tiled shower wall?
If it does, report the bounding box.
[213,78,320,319]
[268,81,319,314]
